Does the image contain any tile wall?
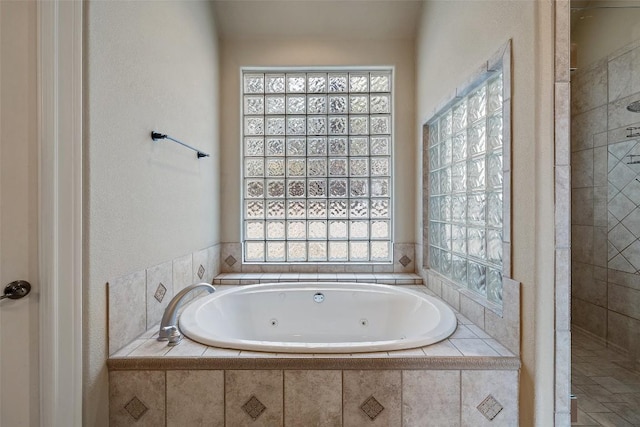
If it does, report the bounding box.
[571,38,640,354]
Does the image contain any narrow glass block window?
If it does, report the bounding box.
[427,70,504,303]
[242,68,393,263]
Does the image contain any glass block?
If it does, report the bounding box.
[265,95,286,114]
[440,167,451,194]
[350,158,368,176]
[308,200,327,218]
[429,172,440,195]
[468,122,486,155]
[244,74,264,94]
[329,220,348,238]
[287,95,306,114]
[266,159,285,177]
[245,241,264,262]
[266,221,285,239]
[350,179,369,197]
[429,222,440,247]
[308,241,327,261]
[350,137,368,156]
[329,241,348,261]
[439,250,451,277]
[468,193,486,225]
[246,200,264,218]
[287,74,306,93]
[267,200,285,218]
[370,116,390,135]
[439,111,452,141]
[429,197,439,221]
[452,255,467,285]
[267,180,285,198]
[429,146,440,171]
[288,200,305,218]
[468,261,487,296]
[287,116,306,135]
[452,100,467,133]
[328,73,348,93]
[487,113,503,150]
[288,241,307,261]
[487,75,503,113]
[245,221,264,240]
[328,137,347,156]
[307,158,327,176]
[440,223,451,251]
[245,137,264,156]
[266,117,285,135]
[350,95,369,114]
[467,227,486,260]
[329,200,348,218]
[266,241,285,261]
[440,138,452,167]
[287,159,305,177]
[244,117,264,136]
[487,152,503,189]
[370,241,390,261]
[350,199,369,218]
[429,246,440,270]
[287,180,305,197]
[350,241,369,261]
[328,95,348,113]
[266,138,285,156]
[429,122,439,147]
[308,138,327,156]
[329,179,347,197]
[242,157,263,180]
[349,73,369,92]
[371,220,389,239]
[370,158,389,176]
[265,74,285,93]
[308,74,327,93]
[487,192,503,227]
[307,96,327,114]
[371,137,390,155]
[370,95,390,114]
[246,180,264,198]
[452,132,467,163]
[329,158,348,176]
[441,195,452,222]
[451,161,467,193]
[287,138,306,156]
[307,117,327,135]
[350,221,368,239]
[328,116,348,135]
[370,72,391,92]
[451,225,466,255]
[452,195,466,223]
[244,95,264,115]
[467,157,486,191]
[309,221,327,239]
[287,221,306,239]
[487,229,502,265]
[487,268,503,304]
[468,86,487,123]
[308,180,327,198]
[350,116,369,135]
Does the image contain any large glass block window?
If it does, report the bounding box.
[427,70,504,304]
[242,69,393,263]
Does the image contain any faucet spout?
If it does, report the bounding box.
[157,282,216,341]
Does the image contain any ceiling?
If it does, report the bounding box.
[212,0,423,41]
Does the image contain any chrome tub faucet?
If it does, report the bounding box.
[157,282,216,345]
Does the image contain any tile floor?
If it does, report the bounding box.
[572,329,640,426]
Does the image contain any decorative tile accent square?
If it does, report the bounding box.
[399,255,412,267]
[242,395,266,420]
[360,395,385,420]
[153,283,167,303]
[124,396,148,421]
[197,264,205,280]
[225,255,237,267]
[477,394,503,421]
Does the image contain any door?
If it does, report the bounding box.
[0,1,40,426]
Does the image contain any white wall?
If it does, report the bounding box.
[84,1,220,424]
[219,38,416,245]
[415,1,556,425]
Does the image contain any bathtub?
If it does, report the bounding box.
[179,282,457,353]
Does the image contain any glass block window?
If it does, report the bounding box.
[242,69,393,263]
[427,70,504,304]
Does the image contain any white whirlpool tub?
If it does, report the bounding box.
[179,282,457,353]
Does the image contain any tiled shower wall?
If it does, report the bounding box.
[571,40,640,353]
